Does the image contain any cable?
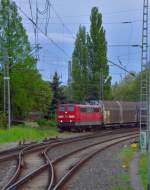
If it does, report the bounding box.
[17,5,69,57]
[50,3,75,39]
[20,18,146,25]
[108,44,142,47]
[38,0,49,15]
[37,0,51,35]
[28,0,34,23]
[45,0,51,35]
[53,8,147,18]
[28,0,40,60]
[107,59,136,77]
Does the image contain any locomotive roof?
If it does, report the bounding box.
[59,103,100,108]
[59,101,139,108]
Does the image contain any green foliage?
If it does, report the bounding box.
[48,120,57,127]
[139,152,147,190]
[37,119,57,128]
[119,147,135,167]
[0,0,31,66]
[88,7,111,100]
[11,64,52,117]
[0,74,3,111]
[72,26,89,102]
[50,72,66,113]
[0,126,59,144]
[71,7,111,102]
[110,147,135,190]
[0,112,7,129]
[112,73,140,101]
[112,187,133,190]
[0,0,53,118]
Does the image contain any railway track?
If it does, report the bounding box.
[1,128,139,190]
[0,128,136,162]
[0,129,116,188]
[49,132,138,190]
[0,139,59,190]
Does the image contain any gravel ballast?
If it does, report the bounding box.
[64,140,135,190]
[47,132,133,161]
[0,160,17,189]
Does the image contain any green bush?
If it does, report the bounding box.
[0,112,7,129]
[37,119,57,127]
[48,120,57,127]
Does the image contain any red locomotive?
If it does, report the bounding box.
[57,104,103,131]
[57,101,139,131]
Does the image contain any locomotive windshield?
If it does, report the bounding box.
[59,105,65,112]
[68,104,74,112]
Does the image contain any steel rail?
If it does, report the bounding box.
[0,128,137,162]
[0,137,61,162]
[52,134,138,190]
[2,140,59,190]
[0,143,34,162]
[3,133,102,189]
[4,130,138,190]
[48,132,138,189]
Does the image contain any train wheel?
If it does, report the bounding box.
[70,126,76,132]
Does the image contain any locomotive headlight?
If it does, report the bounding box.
[58,115,64,118]
[69,115,75,118]
[70,120,72,122]
[60,120,63,123]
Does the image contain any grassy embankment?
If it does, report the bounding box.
[139,152,147,190]
[116,147,148,190]
[0,122,59,144]
[112,146,136,190]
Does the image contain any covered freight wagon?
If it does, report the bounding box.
[100,101,139,127]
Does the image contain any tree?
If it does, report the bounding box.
[0,0,53,119]
[112,73,140,101]
[0,0,31,67]
[50,72,66,114]
[72,26,89,102]
[71,7,111,102]
[87,7,111,100]
[11,62,53,117]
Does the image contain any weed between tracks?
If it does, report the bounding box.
[111,146,135,190]
[119,147,135,168]
[0,125,59,144]
[139,152,147,190]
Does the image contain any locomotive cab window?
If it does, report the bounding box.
[68,105,74,112]
[87,108,94,112]
[59,105,65,112]
[80,108,86,112]
[94,108,99,112]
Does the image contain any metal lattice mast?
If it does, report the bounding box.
[68,60,72,86]
[100,71,103,100]
[3,51,11,129]
[140,0,149,149]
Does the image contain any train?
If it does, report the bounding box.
[57,101,140,131]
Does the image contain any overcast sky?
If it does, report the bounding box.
[14,0,148,84]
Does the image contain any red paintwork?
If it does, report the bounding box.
[57,104,103,127]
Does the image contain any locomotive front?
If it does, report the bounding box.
[57,104,77,131]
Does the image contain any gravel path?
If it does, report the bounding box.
[64,140,135,190]
[130,151,144,190]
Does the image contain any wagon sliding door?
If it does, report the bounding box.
[102,101,121,126]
